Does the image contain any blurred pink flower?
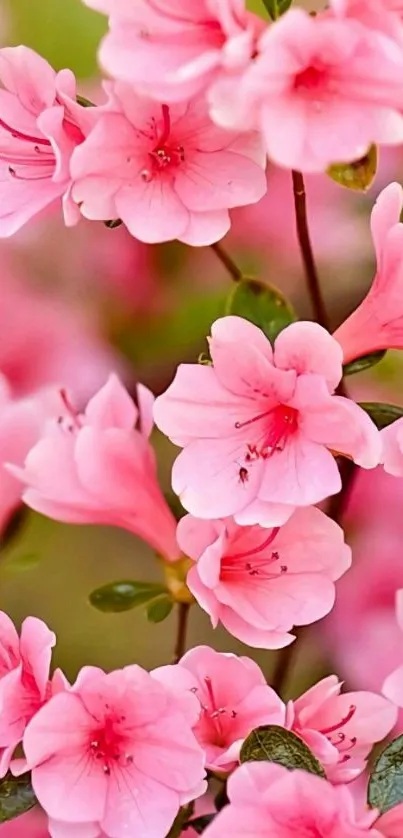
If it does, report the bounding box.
[288,675,397,783]
[383,590,403,705]
[9,375,181,561]
[203,762,382,838]
[382,416,403,475]
[325,467,403,702]
[0,376,59,534]
[178,507,351,649]
[24,665,206,838]
[0,46,95,236]
[0,268,123,404]
[153,645,285,771]
[331,0,403,42]
[334,183,403,364]
[0,611,55,777]
[154,317,380,525]
[83,0,263,103]
[71,88,266,245]
[210,8,403,172]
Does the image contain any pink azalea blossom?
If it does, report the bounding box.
[23,665,206,838]
[382,417,403,476]
[383,590,403,705]
[0,377,60,534]
[177,507,351,649]
[9,374,181,561]
[0,265,125,404]
[203,762,382,838]
[288,675,397,783]
[154,317,381,526]
[334,184,403,364]
[0,610,55,777]
[0,46,96,236]
[153,645,285,771]
[83,0,263,103]
[210,8,403,172]
[70,87,266,245]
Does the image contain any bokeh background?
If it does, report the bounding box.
[0,0,402,707]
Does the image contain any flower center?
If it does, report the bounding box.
[192,676,237,747]
[221,528,288,581]
[235,404,299,462]
[88,713,133,776]
[294,65,326,92]
[318,704,357,763]
[140,104,185,182]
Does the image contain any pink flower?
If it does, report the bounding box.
[0,611,55,777]
[383,589,403,705]
[9,374,181,561]
[210,8,403,172]
[382,417,403,475]
[0,46,96,236]
[203,762,382,838]
[154,317,381,526]
[288,675,397,783]
[0,377,59,534]
[178,507,351,649]
[153,645,285,771]
[83,0,263,103]
[0,265,125,404]
[23,665,206,838]
[70,88,266,245]
[334,184,403,364]
[331,0,403,42]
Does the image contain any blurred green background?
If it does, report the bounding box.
[0,0,385,695]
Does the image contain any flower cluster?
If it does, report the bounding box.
[4,0,403,837]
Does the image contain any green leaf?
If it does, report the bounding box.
[359,402,403,430]
[226,279,296,344]
[240,725,326,777]
[89,580,167,613]
[368,735,403,814]
[343,350,387,377]
[146,596,174,623]
[104,219,123,229]
[0,774,37,824]
[327,145,378,192]
[76,94,96,108]
[261,0,293,19]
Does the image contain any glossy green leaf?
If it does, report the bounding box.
[226,279,296,344]
[368,735,403,814]
[327,145,378,192]
[240,725,325,777]
[0,774,37,824]
[89,580,167,613]
[261,0,293,19]
[343,350,387,377]
[359,402,403,430]
[146,596,174,623]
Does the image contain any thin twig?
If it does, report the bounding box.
[173,602,190,664]
[210,242,243,282]
[291,170,330,330]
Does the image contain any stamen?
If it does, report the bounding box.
[226,528,280,562]
[0,117,51,147]
[159,104,171,147]
[319,705,356,736]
